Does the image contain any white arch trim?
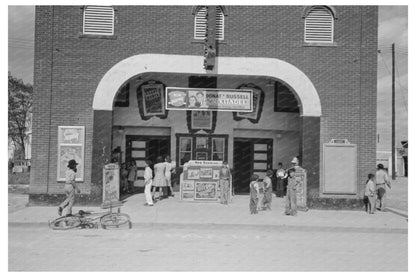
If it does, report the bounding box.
[93,54,321,117]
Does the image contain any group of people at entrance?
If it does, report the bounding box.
[143,156,176,207]
[364,163,391,214]
[249,157,301,216]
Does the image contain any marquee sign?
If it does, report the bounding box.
[166,87,253,112]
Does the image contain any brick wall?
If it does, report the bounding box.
[31,5,378,207]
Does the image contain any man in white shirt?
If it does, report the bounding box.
[375,164,391,211]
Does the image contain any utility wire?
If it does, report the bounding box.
[379,52,408,112]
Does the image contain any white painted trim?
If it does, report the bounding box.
[92,54,322,117]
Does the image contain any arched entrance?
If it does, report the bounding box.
[91,54,321,200]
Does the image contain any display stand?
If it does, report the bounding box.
[102,163,123,208]
[180,160,233,203]
[293,166,308,211]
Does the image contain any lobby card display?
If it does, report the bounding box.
[180,160,223,202]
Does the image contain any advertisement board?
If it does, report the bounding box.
[180,160,232,202]
[57,126,85,182]
[102,163,120,206]
[166,87,253,112]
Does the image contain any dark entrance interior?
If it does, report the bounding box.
[125,135,170,186]
[233,138,273,194]
[233,140,252,193]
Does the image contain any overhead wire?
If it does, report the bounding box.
[378,52,408,112]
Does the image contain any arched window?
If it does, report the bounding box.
[194,6,225,40]
[83,5,115,36]
[304,6,334,43]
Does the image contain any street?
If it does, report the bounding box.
[9,222,407,271]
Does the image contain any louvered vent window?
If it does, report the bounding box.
[304,6,334,43]
[83,6,114,36]
[194,6,224,40]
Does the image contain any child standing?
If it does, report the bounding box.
[120,162,129,194]
[285,168,298,216]
[364,173,376,214]
[261,170,274,210]
[220,161,231,205]
[143,159,154,206]
[249,174,260,214]
[58,159,80,216]
[164,156,176,197]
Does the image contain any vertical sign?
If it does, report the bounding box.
[103,163,120,205]
[57,126,85,181]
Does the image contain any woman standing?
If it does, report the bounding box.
[261,170,273,210]
[164,156,176,197]
[275,162,286,197]
[127,160,137,194]
[143,159,154,206]
[219,161,231,205]
[152,156,167,200]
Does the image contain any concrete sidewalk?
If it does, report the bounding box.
[9,193,408,233]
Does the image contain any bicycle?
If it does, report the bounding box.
[49,202,132,230]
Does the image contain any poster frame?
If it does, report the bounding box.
[57,126,85,182]
[142,83,165,116]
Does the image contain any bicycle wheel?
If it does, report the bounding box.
[50,216,82,230]
[100,213,131,229]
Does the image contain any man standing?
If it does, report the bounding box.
[375,164,391,211]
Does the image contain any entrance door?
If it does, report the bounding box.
[233,138,273,194]
[126,135,170,187]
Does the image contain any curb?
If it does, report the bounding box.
[9,221,408,234]
[386,207,408,218]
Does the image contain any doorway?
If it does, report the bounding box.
[233,138,273,194]
[125,135,170,186]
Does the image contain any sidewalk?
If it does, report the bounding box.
[9,192,408,233]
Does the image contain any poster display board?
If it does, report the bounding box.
[180,160,232,202]
[142,83,165,116]
[293,166,308,211]
[57,126,85,182]
[102,163,120,206]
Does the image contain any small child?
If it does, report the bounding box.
[261,170,274,210]
[249,174,260,214]
[120,163,129,194]
[364,173,376,214]
[285,168,298,216]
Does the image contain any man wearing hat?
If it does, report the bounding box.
[58,159,81,216]
[375,163,391,211]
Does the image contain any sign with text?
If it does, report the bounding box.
[57,126,85,182]
[142,83,165,116]
[102,163,120,205]
[166,87,253,112]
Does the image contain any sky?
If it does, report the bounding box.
[7,4,409,151]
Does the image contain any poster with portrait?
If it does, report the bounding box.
[57,126,85,181]
[187,169,200,180]
[191,111,212,129]
[237,87,261,120]
[212,169,220,180]
[142,83,165,116]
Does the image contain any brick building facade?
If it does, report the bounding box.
[29,5,378,208]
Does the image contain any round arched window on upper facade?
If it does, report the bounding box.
[303,6,336,43]
[193,6,225,40]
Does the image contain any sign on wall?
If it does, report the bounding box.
[166,87,253,112]
[191,110,212,129]
[57,126,85,182]
[142,83,165,116]
[236,87,261,119]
